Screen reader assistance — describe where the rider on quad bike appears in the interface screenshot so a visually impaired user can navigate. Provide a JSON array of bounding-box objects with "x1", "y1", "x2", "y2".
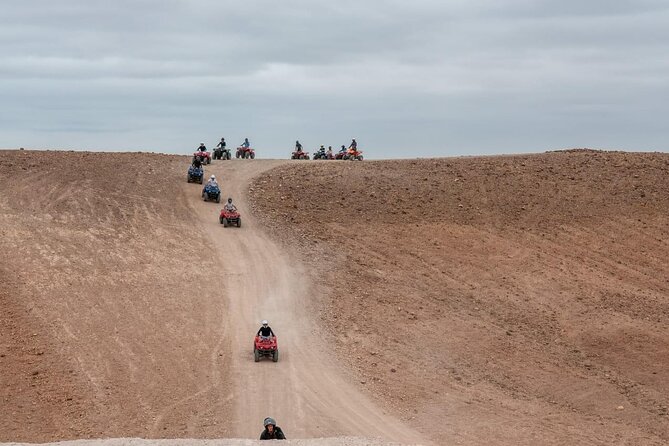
[
  {"x1": 257, "y1": 320, "x2": 274, "y2": 338},
  {"x1": 205, "y1": 175, "x2": 218, "y2": 189},
  {"x1": 216, "y1": 138, "x2": 226, "y2": 150},
  {"x1": 260, "y1": 417, "x2": 286, "y2": 440},
  {"x1": 223, "y1": 197, "x2": 237, "y2": 212},
  {"x1": 295, "y1": 140, "x2": 302, "y2": 152},
  {"x1": 197, "y1": 142, "x2": 207, "y2": 152}
]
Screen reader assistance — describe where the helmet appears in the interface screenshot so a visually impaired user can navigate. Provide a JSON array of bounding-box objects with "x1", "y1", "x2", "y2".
[
  {"x1": 221, "y1": 137, "x2": 225, "y2": 141},
  {"x1": 227, "y1": 197, "x2": 232, "y2": 203},
  {"x1": 210, "y1": 175, "x2": 215, "y2": 180},
  {"x1": 264, "y1": 417, "x2": 276, "y2": 427},
  {"x1": 261, "y1": 319, "x2": 268, "y2": 326},
  {"x1": 200, "y1": 142, "x2": 205, "y2": 145}
]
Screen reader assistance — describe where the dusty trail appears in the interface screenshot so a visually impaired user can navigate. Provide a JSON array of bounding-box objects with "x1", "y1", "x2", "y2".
[{"x1": 186, "y1": 160, "x2": 427, "y2": 444}]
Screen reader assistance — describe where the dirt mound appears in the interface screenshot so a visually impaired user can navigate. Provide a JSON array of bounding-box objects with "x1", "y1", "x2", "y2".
[
  {"x1": 0, "y1": 151, "x2": 233, "y2": 441},
  {"x1": 249, "y1": 151, "x2": 669, "y2": 445}
]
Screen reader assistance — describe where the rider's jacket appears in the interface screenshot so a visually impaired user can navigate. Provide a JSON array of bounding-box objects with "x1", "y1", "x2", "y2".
[{"x1": 257, "y1": 326, "x2": 275, "y2": 337}]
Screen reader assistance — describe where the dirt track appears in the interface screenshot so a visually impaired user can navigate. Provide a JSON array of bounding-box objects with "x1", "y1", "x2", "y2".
[{"x1": 186, "y1": 160, "x2": 426, "y2": 443}]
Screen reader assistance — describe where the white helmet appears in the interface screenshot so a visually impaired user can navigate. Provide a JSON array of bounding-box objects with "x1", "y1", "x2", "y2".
[
  {"x1": 261, "y1": 320, "x2": 268, "y2": 326},
  {"x1": 210, "y1": 175, "x2": 215, "y2": 180}
]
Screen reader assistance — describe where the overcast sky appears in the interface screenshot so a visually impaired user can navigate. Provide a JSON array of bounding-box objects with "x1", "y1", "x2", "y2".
[{"x1": 1, "y1": 0, "x2": 668, "y2": 158}]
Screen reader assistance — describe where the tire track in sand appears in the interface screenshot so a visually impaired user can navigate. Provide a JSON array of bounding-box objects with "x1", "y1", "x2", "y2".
[{"x1": 188, "y1": 160, "x2": 429, "y2": 444}]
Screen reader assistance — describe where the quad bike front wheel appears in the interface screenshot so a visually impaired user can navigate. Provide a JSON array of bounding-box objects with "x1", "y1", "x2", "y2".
[
  {"x1": 254, "y1": 349, "x2": 260, "y2": 362},
  {"x1": 237, "y1": 218, "x2": 241, "y2": 228},
  {"x1": 272, "y1": 350, "x2": 279, "y2": 362}
]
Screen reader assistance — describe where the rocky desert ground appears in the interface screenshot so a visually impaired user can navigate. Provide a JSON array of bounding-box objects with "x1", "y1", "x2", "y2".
[{"x1": 1, "y1": 149, "x2": 668, "y2": 446}]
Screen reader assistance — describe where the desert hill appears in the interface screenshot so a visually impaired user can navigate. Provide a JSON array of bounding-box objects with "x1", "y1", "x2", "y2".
[{"x1": 1, "y1": 149, "x2": 668, "y2": 445}]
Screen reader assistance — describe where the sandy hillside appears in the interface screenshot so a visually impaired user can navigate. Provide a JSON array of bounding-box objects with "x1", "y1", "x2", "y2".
[
  {"x1": 2, "y1": 149, "x2": 668, "y2": 446},
  {"x1": 249, "y1": 150, "x2": 669, "y2": 446},
  {"x1": 0, "y1": 150, "x2": 425, "y2": 446}
]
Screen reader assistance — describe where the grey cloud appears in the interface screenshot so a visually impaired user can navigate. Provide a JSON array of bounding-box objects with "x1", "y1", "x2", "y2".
[{"x1": 1, "y1": 1, "x2": 668, "y2": 155}]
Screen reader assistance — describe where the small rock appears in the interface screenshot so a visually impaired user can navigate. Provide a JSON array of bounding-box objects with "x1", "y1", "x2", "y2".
[
  {"x1": 391, "y1": 368, "x2": 397, "y2": 373},
  {"x1": 617, "y1": 406, "x2": 624, "y2": 410}
]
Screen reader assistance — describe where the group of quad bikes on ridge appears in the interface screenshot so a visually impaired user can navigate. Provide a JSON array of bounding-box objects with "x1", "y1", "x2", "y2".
[
  {"x1": 191, "y1": 138, "x2": 255, "y2": 166},
  {"x1": 291, "y1": 139, "x2": 363, "y2": 161}
]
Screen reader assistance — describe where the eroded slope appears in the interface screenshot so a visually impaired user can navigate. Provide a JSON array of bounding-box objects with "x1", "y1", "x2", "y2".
[
  {"x1": 249, "y1": 150, "x2": 669, "y2": 445},
  {"x1": 0, "y1": 151, "x2": 232, "y2": 441}
]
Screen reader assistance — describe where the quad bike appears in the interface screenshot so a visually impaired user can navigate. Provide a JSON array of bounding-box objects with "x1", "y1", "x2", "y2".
[
  {"x1": 291, "y1": 149, "x2": 310, "y2": 160},
  {"x1": 312, "y1": 149, "x2": 327, "y2": 160},
  {"x1": 254, "y1": 335, "x2": 278, "y2": 362},
  {"x1": 187, "y1": 165, "x2": 204, "y2": 184},
  {"x1": 345, "y1": 148, "x2": 364, "y2": 161},
  {"x1": 219, "y1": 208, "x2": 241, "y2": 227},
  {"x1": 236, "y1": 147, "x2": 256, "y2": 159},
  {"x1": 213, "y1": 147, "x2": 231, "y2": 160},
  {"x1": 334, "y1": 150, "x2": 347, "y2": 160},
  {"x1": 193, "y1": 150, "x2": 212, "y2": 164},
  {"x1": 202, "y1": 184, "x2": 221, "y2": 203}
]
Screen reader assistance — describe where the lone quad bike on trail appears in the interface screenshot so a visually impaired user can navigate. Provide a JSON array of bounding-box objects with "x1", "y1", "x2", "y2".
[
  {"x1": 193, "y1": 150, "x2": 212, "y2": 164},
  {"x1": 202, "y1": 184, "x2": 221, "y2": 203},
  {"x1": 291, "y1": 149, "x2": 310, "y2": 160},
  {"x1": 236, "y1": 146, "x2": 256, "y2": 159},
  {"x1": 254, "y1": 335, "x2": 278, "y2": 362},
  {"x1": 219, "y1": 208, "x2": 241, "y2": 227},
  {"x1": 187, "y1": 165, "x2": 204, "y2": 184},
  {"x1": 213, "y1": 147, "x2": 231, "y2": 160}
]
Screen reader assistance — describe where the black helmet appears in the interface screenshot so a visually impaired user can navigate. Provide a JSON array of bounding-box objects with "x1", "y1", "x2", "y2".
[
  {"x1": 221, "y1": 137, "x2": 225, "y2": 141},
  {"x1": 264, "y1": 417, "x2": 276, "y2": 427},
  {"x1": 227, "y1": 197, "x2": 232, "y2": 203}
]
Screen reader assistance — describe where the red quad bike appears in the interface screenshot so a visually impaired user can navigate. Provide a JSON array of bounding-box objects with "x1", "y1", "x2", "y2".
[
  {"x1": 345, "y1": 148, "x2": 364, "y2": 161},
  {"x1": 334, "y1": 150, "x2": 347, "y2": 160},
  {"x1": 236, "y1": 147, "x2": 256, "y2": 159},
  {"x1": 254, "y1": 335, "x2": 279, "y2": 362},
  {"x1": 193, "y1": 150, "x2": 212, "y2": 164},
  {"x1": 291, "y1": 150, "x2": 310, "y2": 160},
  {"x1": 219, "y1": 209, "x2": 241, "y2": 227}
]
